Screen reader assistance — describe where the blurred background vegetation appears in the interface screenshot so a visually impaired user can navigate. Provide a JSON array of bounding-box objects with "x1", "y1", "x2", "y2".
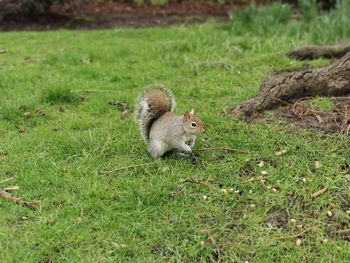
[
  {"x1": 0, "y1": 0, "x2": 348, "y2": 43},
  {"x1": 0, "y1": 0, "x2": 339, "y2": 16}
]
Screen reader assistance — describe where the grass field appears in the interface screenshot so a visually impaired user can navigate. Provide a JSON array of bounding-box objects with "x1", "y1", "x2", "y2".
[{"x1": 1, "y1": 6, "x2": 350, "y2": 262}]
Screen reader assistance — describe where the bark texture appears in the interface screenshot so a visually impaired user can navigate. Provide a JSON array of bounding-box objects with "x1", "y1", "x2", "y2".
[
  {"x1": 287, "y1": 40, "x2": 350, "y2": 60},
  {"x1": 231, "y1": 52, "x2": 350, "y2": 118}
]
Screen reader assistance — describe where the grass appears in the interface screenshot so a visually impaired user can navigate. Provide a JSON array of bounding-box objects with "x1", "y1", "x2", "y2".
[
  {"x1": 228, "y1": 1, "x2": 350, "y2": 44},
  {"x1": 311, "y1": 97, "x2": 336, "y2": 112},
  {"x1": 0, "y1": 10, "x2": 350, "y2": 263}
]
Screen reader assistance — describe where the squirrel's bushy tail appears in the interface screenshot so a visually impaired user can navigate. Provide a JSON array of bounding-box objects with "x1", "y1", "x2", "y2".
[{"x1": 135, "y1": 87, "x2": 176, "y2": 142}]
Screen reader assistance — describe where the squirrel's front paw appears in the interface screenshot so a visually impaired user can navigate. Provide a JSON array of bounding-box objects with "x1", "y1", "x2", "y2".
[{"x1": 177, "y1": 150, "x2": 192, "y2": 157}]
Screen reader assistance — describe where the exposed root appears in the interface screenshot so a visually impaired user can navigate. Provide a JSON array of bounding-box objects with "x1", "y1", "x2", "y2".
[
  {"x1": 287, "y1": 40, "x2": 350, "y2": 60},
  {"x1": 230, "y1": 52, "x2": 350, "y2": 118}
]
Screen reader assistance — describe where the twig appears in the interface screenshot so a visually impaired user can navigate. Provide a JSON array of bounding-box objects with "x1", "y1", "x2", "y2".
[
  {"x1": 194, "y1": 147, "x2": 247, "y2": 154},
  {"x1": 311, "y1": 187, "x2": 328, "y2": 198},
  {"x1": 0, "y1": 188, "x2": 38, "y2": 209},
  {"x1": 346, "y1": 124, "x2": 350, "y2": 135},
  {"x1": 331, "y1": 96, "x2": 350, "y2": 100},
  {"x1": 270, "y1": 225, "x2": 319, "y2": 242},
  {"x1": 3, "y1": 186, "x2": 19, "y2": 191},
  {"x1": 0, "y1": 177, "x2": 15, "y2": 184},
  {"x1": 100, "y1": 163, "x2": 152, "y2": 175}
]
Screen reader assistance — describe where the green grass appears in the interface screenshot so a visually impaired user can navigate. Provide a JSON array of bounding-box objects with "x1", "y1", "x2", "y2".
[
  {"x1": 0, "y1": 19, "x2": 350, "y2": 262},
  {"x1": 311, "y1": 97, "x2": 336, "y2": 112},
  {"x1": 229, "y1": 1, "x2": 350, "y2": 44}
]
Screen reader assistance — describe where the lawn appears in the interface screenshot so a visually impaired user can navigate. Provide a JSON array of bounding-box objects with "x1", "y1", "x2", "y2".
[{"x1": 0, "y1": 14, "x2": 350, "y2": 262}]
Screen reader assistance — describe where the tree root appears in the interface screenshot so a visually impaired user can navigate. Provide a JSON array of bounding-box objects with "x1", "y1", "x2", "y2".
[
  {"x1": 287, "y1": 40, "x2": 350, "y2": 60},
  {"x1": 230, "y1": 51, "x2": 350, "y2": 118}
]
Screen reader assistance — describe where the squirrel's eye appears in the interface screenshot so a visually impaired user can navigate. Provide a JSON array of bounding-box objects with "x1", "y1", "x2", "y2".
[{"x1": 191, "y1": 122, "x2": 197, "y2": 127}]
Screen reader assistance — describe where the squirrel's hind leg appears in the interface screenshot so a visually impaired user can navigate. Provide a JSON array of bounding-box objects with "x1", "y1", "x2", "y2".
[
  {"x1": 172, "y1": 141, "x2": 192, "y2": 154},
  {"x1": 148, "y1": 140, "x2": 168, "y2": 159}
]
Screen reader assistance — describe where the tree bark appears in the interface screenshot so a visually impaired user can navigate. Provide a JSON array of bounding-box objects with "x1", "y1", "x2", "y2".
[
  {"x1": 231, "y1": 52, "x2": 350, "y2": 118},
  {"x1": 287, "y1": 40, "x2": 350, "y2": 60}
]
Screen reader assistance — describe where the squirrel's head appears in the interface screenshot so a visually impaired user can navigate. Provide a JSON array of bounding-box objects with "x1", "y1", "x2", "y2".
[{"x1": 183, "y1": 109, "x2": 205, "y2": 135}]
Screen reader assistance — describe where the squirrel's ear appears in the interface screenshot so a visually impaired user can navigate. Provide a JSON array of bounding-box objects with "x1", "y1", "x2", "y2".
[
  {"x1": 183, "y1": 111, "x2": 190, "y2": 121},
  {"x1": 190, "y1": 108, "x2": 195, "y2": 115}
]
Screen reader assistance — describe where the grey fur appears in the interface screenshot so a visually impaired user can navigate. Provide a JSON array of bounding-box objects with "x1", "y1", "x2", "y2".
[{"x1": 135, "y1": 86, "x2": 176, "y2": 142}]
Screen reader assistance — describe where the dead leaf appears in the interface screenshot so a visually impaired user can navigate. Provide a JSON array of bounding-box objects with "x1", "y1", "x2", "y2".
[
  {"x1": 82, "y1": 56, "x2": 91, "y2": 64},
  {"x1": 275, "y1": 149, "x2": 287, "y2": 156},
  {"x1": 315, "y1": 161, "x2": 322, "y2": 169},
  {"x1": 258, "y1": 161, "x2": 265, "y2": 167},
  {"x1": 76, "y1": 217, "x2": 83, "y2": 224},
  {"x1": 111, "y1": 242, "x2": 127, "y2": 249},
  {"x1": 296, "y1": 239, "x2": 302, "y2": 246}
]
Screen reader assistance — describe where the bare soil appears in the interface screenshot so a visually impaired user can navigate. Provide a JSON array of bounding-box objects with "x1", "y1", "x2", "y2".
[
  {"x1": 0, "y1": 1, "x2": 244, "y2": 31},
  {"x1": 245, "y1": 96, "x2": 350, "y2": 135}
]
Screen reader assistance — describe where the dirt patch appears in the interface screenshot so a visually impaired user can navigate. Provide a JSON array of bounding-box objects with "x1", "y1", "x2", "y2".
[
  {"x1": 246, "y1": 96, "x2": 350, "y2": 135},
  {"x1": 326, "y1": 213, "x2": 350, "y2": 242},
  {"x1": 0, "y1": 1, "x2": 243, "y2": 31},
  {"x1": 265, "y1": 208, "x2": 290, "y2": 229}
]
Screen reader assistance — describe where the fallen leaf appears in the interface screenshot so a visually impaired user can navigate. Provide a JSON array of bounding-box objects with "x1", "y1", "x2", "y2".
[
  {"x1": 221, "y1": 189, "x2": 228, "y2": 194},
  {"x1": 76, "y1": 217, "x2": 83, "y2": 224},
  {"x1": 111, "y1": 242, "x2": 127, "y2": 249},
  {"x1": 275, "y1": 149, "x2": 287, "y2": 156},
  {"x1": 315, "y1": 161, "x2": 322, "y2": 169},
  {"x1": 258, "y1": 160, "x2": 265, "y2": 167},
  {"x1": 81, "y1": 56, "x2": 91, "y2": 64},
  {"x1": 296, "y1": 239, "x2": 302, "y2": 246}
]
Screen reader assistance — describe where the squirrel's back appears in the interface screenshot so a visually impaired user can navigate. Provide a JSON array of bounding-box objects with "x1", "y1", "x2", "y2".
[{"x1": 135, "y1": 87, "x2": 176, "y2": 142}]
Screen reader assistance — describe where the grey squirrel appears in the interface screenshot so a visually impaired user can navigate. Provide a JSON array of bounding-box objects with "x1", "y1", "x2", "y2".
[{"x1": 135, "y1": 87, "x2": 205, "y2": 159}]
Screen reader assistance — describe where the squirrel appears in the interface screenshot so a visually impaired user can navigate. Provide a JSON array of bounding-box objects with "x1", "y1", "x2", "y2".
[{"x1": 135, "y1": 87, "x2": 205, "y2": 159}]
